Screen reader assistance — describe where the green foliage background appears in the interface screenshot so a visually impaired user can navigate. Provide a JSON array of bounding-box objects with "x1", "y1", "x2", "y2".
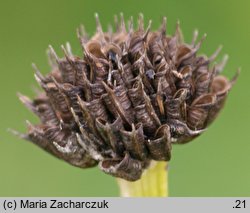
[{"x1": 0, "y1": 0, "x2": 249, "y2": 196}]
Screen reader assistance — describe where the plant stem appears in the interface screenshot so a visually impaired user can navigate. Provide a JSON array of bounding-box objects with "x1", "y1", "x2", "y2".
[{"x1": 117, "y1": 161, "x2": 168, "y2": 197}]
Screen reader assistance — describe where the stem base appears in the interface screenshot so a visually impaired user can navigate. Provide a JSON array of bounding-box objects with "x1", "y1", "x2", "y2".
[{"x1": 117, "y1": 161, "x2": 168, "y2": 197}]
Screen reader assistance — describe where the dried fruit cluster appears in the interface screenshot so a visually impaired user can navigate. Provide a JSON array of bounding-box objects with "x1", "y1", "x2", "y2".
[{"x1": 19, "y1": 14, "x2": 237, "y2": 181}]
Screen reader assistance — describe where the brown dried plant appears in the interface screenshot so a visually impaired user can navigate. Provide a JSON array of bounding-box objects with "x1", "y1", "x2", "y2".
[{"x1": 17, "y1": 14, "x2": 238, "y2": 181}]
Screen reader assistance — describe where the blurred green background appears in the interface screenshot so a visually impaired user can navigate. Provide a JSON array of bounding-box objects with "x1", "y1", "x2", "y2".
[{"x1": 0, "y1": 0, "x2": 249, "y2": 196}]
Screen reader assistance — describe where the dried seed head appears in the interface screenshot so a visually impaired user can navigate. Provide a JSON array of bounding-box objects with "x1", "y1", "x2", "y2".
[{"x1": 18, "y1": 14, "x2": 238, "y2": 181}]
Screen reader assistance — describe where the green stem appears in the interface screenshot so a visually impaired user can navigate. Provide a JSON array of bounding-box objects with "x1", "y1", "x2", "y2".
[{"x1": 117, "y1": 161, "x2": 168, "y2": 197}]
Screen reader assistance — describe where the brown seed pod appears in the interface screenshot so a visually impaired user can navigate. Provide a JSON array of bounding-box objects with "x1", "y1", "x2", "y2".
[{"x1": 17, "y1": 14, "x2": 238, "y2": 181}]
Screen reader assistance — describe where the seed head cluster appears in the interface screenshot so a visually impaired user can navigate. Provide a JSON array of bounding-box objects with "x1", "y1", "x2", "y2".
[{"x1": 18, "y1": 14, "x2": 237, "y2": 181}]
